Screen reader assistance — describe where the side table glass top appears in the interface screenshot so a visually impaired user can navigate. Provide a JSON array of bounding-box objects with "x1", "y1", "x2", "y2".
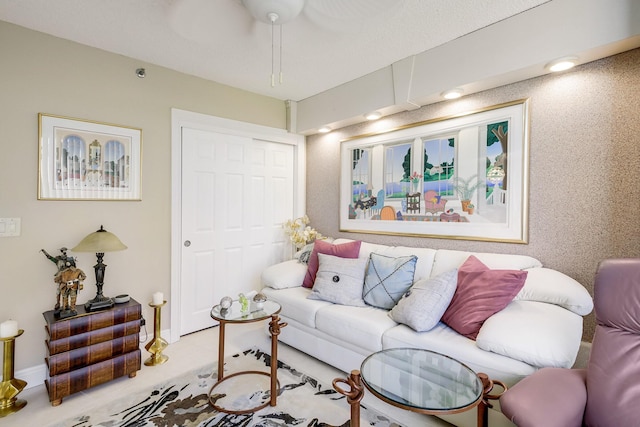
[
  {"x1": 360, "y1": 348, "x2": 483, "y2": 413},
  {"x1": 210, "y1": 300, "x2": 281, "y2": 322}
]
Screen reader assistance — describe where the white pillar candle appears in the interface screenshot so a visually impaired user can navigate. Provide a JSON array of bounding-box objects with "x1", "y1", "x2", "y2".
[
  {"x1": 0, "y1": 319, "x2": 18, "y2": 338},
  {"x1": 152, "y1": 292, "x2": 164, "y2": 305}
]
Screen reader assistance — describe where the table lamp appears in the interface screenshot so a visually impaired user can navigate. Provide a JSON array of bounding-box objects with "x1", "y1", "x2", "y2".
[{"x1": 72, "y1": 225, "x2": 127, "y2": 312}]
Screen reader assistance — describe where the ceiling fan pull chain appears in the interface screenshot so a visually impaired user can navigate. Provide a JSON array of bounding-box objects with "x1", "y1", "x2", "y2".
[
  {"x1": 271, "y1": 18, "x2": 276, "y2": 87},
  {"x1": 279, "y1": 24, "x2": 283, "y2": 85}
]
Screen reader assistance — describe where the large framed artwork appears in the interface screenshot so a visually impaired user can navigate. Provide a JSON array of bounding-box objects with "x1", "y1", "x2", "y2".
[
  {"x1": 38, "y1": 114, "x2": 142, "y2": 200},
  {"x1": 340, "y1": 99, "x2": 530, "y2": 243}
]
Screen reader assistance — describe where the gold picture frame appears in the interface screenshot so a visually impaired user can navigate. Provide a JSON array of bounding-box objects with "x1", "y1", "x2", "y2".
[{"x1": 340, "y1": 99, "x2": 530, "y2": 243}]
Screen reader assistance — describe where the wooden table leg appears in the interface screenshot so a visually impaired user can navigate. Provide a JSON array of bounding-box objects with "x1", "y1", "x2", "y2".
[
  {"x1": 333, "y1": 370, "x2": 365, "y2": 427},
  {"x1": 217, "y1": 321, "x2": 226, "y2": 381},
  {"x1": 268, "y1": 315, "x2": 287, "y2": 406},
  {"x1": 477, "y1": 373, "x2": 508, "y2": 427}
]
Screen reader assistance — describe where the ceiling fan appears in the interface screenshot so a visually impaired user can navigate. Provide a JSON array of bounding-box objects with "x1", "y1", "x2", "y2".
[{"x1": 239, "y1": 0, "x2": 403, "y2": 86}]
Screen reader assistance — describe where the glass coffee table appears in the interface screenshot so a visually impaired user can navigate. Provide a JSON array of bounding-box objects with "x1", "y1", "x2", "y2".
[
  {"x1": 333, "y1": 348, "x2": 506, "y2": 427},
  {"x1": 209, "y1": 299, "x2": 286, "y2": 414}
]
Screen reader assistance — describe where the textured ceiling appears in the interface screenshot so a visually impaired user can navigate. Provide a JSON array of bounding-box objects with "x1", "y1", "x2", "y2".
[{"x1": 0, "y1": 0, "x2": 551, "y2": 101}]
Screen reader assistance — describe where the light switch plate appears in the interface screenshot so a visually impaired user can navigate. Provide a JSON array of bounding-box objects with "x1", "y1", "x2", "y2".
[{"x1": 0, "y1": 218, "x2": 21, "y2": 237}]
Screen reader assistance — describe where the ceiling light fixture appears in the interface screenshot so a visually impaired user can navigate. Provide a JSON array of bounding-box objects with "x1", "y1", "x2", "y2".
[
  {"x1": 441, "y1": 88, "x2": 464, "y2": 100},
  {"x1": 318, "y1": 126, "x2": 331, "y2": 133},
  {"x1": 364, "y1": 111, "x2": 382, "y2": 121},
  {"x1": 242, "y1": 0, "x2": 305, "y2": 87},
  {"x1": 546, "y1": 56, "x2": 578, "y2": 72}
]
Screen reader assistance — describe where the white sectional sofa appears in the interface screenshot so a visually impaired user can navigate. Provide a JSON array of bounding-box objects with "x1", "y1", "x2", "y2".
[{"x1": 260, "y1": 238, "x2": 593, "y2": 425}]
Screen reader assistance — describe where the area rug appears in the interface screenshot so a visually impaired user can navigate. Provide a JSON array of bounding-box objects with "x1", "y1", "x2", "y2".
[{"x1": 51, "y1": 347, "x2": 404, "y2": 427}]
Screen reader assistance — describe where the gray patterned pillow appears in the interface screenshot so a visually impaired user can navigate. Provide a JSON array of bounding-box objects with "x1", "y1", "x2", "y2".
[
  {"x1": 296, "y1": 242, "x2": 315, "y2": 264},
  {"x1": 389, "y1": 269, "x2": 458, "y2": 332},
  {"x1": 363, "y1": 252, "x2": 417, "y2": 309},
  {"x1": 307, "y1": 253, "x2": 367, "y2": 307}
]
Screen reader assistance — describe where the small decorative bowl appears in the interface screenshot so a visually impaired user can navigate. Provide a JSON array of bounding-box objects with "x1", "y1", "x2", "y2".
[
  {"x1": 220, "y1": 296, "x2": 233, "y2": 309},
  {"x1": 253, "y1": 292, "x2": 267, "y2": 309}
]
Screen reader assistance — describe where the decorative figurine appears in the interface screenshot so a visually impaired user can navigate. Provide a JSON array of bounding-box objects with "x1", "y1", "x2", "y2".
[
  {"x1": 41, "y1": 247, "x2": 76, "y2": 273},
  {"x1": 42, "y1": 247, "x2": 84, "y2": 317},
  {"x1": 53, "y1": 266, "x2": 86, "y2": 318},
  {"x1": 238, "y1": 293, "x2": 249, "y2": 312}
]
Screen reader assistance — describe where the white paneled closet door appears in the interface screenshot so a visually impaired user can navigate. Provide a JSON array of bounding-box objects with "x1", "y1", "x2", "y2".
[{"x1": 180, "y1": 127, "x2": 294, "y2": 335}]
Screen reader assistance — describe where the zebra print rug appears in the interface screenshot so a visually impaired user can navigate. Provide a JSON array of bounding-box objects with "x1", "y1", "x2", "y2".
[{"x1": 51, "y1": 347, "x2": 404, "y2": 427}]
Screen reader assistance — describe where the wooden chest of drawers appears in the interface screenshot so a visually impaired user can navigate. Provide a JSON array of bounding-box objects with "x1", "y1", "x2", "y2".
[{"x1": 43, "y1": 299, "x2": 142, "y2": 406}]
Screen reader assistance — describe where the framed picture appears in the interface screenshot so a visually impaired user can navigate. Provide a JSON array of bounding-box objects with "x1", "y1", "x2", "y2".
[
  {"x1": 340, "y1": 99, "x2": 530, "y2": 243},
  {"x1": 38, "y1": 114, "x2": 142, "y2": 200}
]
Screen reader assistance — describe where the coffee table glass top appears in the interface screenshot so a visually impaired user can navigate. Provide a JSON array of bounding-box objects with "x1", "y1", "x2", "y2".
[
  {"x1": 360, "y1": 348, "x2": 483, "y2": 413},
  {"x1": 210, "y1": 300, "x2": 281, "y2": 322}
]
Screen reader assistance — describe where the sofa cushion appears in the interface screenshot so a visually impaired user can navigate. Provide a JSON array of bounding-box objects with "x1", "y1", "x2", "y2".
[
  {"x1": 307, "y1": 254, "x2": 367, "y2": 307},
  {"x1": 316, "y1": 304, "x2": 396, "y2": 353},
  {"x1": 382, "y1": 323, "x2": 536, "y2": 387},
  {"x1": 388, "y1": 269, "x2": 458, "y2": 332},
  {"x1": 442, "y1": 255, "x2": 527, "y2": 340},
  {"x1": 261, "y1": 286, "x2": 330, "y2": 328},
  {"x1": 334, "y1": 239, "x2": 387, "y2": 259},
  {"x1": 431, "y1": 249, "x2": 542, "y2": 278},
  {"x1": 262, "y1": 259, "x2": 307, "y2": 289},
  {"x1": 303, "y1": 239, "x2": 362, "y2": 288},
  {"x1": 363, "y1": 253, "x2": 417, "y2": 309},
  {"x1": 476, "y1": 300, "x2": 583, "y2": 368},
  {"x1": 333, "y1": 239, "x2": 437, "y2": 282},
  {"x1": 515, "y1": 268, "x2": 593, "y2": 315}
]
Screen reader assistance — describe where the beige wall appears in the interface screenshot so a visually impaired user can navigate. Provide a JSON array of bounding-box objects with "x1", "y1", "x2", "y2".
[
  {"x1": 306, "y1": 48, "x2": 640, "y2": 342},
  {"x1": 0, "y1": 21, "x2": 285, "y2": 371}
]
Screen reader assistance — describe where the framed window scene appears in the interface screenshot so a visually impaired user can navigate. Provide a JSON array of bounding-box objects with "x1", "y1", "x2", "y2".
[
  {"x1": 38, "y1": 114, "x2": 142, "y2": 201},
  {"x1": 340, "y1": 99, "x2": 530, "y2": 243}
]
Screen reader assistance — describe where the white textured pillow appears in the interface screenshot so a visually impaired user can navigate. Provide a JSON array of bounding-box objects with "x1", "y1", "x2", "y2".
[
  {"x1": 307, "y1": 253, "x2": 367, "y2": 306},
  {"x1": 514, "y1": 268, "x2": 593, "y2": 315},
  {"x1": 388, "y1": 269, "x2": 458, "y2": 332},
  {"x1": 476, "y1": 300, "x2": 583, "y2": 368},
  {"x1": 261, "y1": 260, "x2": 307, "y2": 289}
]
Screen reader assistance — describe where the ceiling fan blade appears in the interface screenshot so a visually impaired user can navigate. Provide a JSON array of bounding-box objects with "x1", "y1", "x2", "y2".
[
  {"x1": 168, "y1": 0, "x2": 254, "y2": 44},
  {"x1": 303, "y1": 0, "x2": 405, "y2": 33}
]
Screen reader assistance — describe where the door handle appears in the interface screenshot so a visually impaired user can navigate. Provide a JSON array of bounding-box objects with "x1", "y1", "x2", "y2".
[{"x1": 184, "y1": 240, "x2": 191, "y2": 247}]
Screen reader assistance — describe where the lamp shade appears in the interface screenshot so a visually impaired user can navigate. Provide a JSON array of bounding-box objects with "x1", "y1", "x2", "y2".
[{"x1": 72, "y1": 225, "x2": 127, "y2": 253}]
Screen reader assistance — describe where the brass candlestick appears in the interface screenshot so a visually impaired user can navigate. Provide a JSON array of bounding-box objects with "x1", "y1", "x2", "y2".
[
  {"x1": 0, "y1": 330, "x2": 27, "y2": 417},
  {"x1": 144, "y1": 301, "x2": 169, "y2": 366}
]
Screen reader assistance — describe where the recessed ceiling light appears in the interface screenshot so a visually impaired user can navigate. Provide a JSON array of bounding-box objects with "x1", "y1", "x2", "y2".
[
  {"x1": 546, "y1": 56, "x2": 578, "y2": 72},
  {"x1": 441, "y1": 88, "x2": 463, "y2": 100},
  {"x1": 318, "y1": 126, "x2": 331, "y2": 133},
  {"x1": 364, "y1": 111, "x2": 381, "y2": 121}
]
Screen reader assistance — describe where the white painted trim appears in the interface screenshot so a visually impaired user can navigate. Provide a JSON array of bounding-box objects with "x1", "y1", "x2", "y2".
[{"x1": 170, "y1": 109, "x2": 305, "y2": 343}]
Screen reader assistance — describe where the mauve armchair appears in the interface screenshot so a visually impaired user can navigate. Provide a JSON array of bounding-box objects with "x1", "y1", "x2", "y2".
[{"x1": 500, "y1": 258, "x2": 640, "y2": 427}]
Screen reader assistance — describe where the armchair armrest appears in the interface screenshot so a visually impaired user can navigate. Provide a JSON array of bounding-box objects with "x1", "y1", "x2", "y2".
[{"x1": 500, "y1": 367, "x2": 587, "y2": 427}]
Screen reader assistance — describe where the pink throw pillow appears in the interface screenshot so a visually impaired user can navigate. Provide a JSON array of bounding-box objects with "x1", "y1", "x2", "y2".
[
  {"x1": 302, "y1": 240, "x2": 362, "y2": 288},
  {"x1": 442, "y1": 255, "x2": 527, "y2": 340}
]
